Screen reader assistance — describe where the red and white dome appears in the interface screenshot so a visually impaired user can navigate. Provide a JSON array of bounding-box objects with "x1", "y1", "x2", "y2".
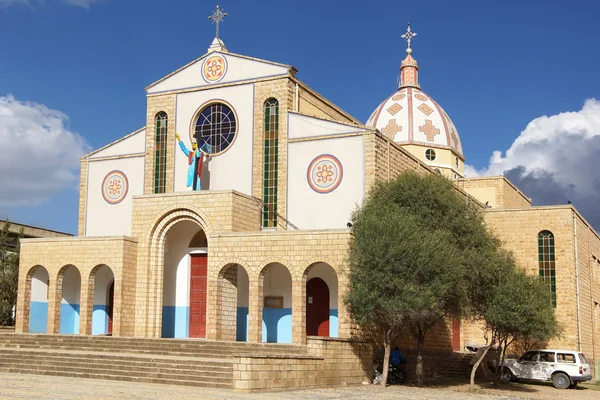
[
  {"x1": 366, "y1": 87, "x2": 463, "y2": 157},
  {"x1": 366, "y1": 29, "x2": 464, "y2": 159}
]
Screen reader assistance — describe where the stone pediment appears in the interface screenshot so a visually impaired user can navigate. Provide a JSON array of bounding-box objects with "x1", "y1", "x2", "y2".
[{"x1": 146, "y1": 51, "x2": 294, "y2": 95}]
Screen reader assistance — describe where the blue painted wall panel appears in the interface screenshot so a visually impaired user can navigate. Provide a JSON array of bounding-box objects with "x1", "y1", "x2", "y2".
[
  {"x1": 236, "y1": 307, "x2": 249, "y2": 341},
  {"x1": 59, "y1": 304, "x2": 80, "y2": 334},
  {"x1": 29, "y1": 301, "x2": 48, "y2": 333},
  {"x1": 330, "y1": 309, "x2": 338, "y2": 337},
  {"x1": 92, "y1": 305, "x2": 108, "y2": 335},
  {"x1": 262, "y1": 308, "x2": 292, "y2": 343},
  {"x1": 161, "y1": 306, "x2": 189, "y2": 338}
]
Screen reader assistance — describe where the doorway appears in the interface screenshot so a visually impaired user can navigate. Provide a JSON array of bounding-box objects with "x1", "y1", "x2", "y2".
[
  {"x1": 189, "y1": 254, "x2": 208, "y2": 338},
  {"x1": 306, "y1": 277, "x2": 329, "y2": 336}
]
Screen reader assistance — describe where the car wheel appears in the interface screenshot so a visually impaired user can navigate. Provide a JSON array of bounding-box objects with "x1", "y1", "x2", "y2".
[
  {"x1": 500, "y1": 368, "x2": 513, "y2": 383},
  {"x1": 552, "y1": 372, "x2": 571, "y2": 389}
]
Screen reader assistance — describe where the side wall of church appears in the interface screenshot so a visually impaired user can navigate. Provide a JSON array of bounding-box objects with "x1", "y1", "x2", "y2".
[
  {"x1": 296, "y1": 83, "x2": 357, "y2": 124},
  {"x1": 480, "y1": 206, "x2": 600, "y2": 376},
  {"x1": 459, "y1": 177, "x2": 531, "y2": 209}
]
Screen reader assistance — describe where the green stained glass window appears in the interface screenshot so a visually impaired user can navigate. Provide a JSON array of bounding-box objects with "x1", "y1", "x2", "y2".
[
  {"x1": 263, "y1": 99, "x2": 279, "y2": 228},
  {"x1": 538, "y1": 230, "x2": 557, "y2": 307},
  {"x1": 154, "y1": 112, "x2": 168, "y2": 194}
]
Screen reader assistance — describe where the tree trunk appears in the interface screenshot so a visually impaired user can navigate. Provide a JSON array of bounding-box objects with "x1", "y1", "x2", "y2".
[
  {"x1": 415, "y1": 330, "x2": 425, "y2": 386},
  {"x1": 381, "y1": 332, "x2": 392, "y2": 386},
  {"x1": 493, "y1": 338, "x2": 506, "y2": 384},
  {"x1": 469, "y1": 345, "x2": 490, "y2": 389}
]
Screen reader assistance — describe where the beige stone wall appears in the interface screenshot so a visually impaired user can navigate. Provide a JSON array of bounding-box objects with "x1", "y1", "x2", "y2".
[
  {"x1": 296, "y1": 82, "x2": 358, "y2": 124},
  {"x1": 232, "y1": 337, "x2": 372, "y2": 392},
  {"x1": 145, "y1": 94, "x2": 176, "y2": 195},
  {"x1": 208, "y1": 229, "x2": 352, "y2": 343},
  {"x1": 476, "y1": 206, "x2": 600, "y2": 377},
  {"x1": 77, "y1": 159, "x2": 89, "y2": 236},
  {"x1": 16, "y1": 236, "x2": 137, "y2": 336},
  {"x1": 252, "y1": 78, "x2": 294, "y2": 228},
  {"x1": 458, "y1": 177, "x2": 531, "y2": 209}
]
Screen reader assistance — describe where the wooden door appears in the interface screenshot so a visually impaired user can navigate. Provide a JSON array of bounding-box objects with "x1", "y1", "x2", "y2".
[
  {"x1": 452, "y1": 317, "x2": 461, "y2": 351},
  {"x1": 107, "y1": 281, "x2": 114, "y2": 335},
  {"x1": 306, "y1": 278, "x2": 330, "y2": 337},
  {"x1": 189, "y1": 254, "x2": 208, "y2": 338}
]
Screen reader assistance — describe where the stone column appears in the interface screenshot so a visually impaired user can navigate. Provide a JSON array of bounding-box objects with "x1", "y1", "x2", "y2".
[
  {"x1": 206, "y1": 277, "x2": 219, "y2": 340},
  {"x1": 292, "y1": 279, "x2": 306, "y2": 344},
  {"x1": 47, "y1": 279, "x2": 62, "y2": 334},
  {"x1": 15, "y1": 270, "x2": 31, "y2": 333},
  {"x1": 247, "y1": 279, "x2": 263, "y2": 343},
  {"x1": 78, "y1": 279, "x2": 93, "y2": 335}
]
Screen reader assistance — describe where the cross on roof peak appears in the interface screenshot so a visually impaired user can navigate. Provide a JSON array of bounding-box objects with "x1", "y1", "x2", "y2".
[
  {"x1": 208, "y1": 5, "x2": 228, "y2": 39},
  {"x1": 401, "y1": 22, "x2": 417, "y2": 52}
]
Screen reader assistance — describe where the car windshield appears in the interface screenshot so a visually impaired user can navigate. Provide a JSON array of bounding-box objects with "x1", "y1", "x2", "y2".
[{"x1": 579, "y1": 353, "x2": 588, "y2": 364}]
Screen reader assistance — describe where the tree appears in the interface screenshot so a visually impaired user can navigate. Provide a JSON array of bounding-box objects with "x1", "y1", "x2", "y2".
[
  {"x1": 0, "y1": 219, "x2": 21, "y2": 326},
  {"x1": 468, "y1": 257, "x2": 560, "y2": 388},
  {"x1": 345, "y1": 171, "x2": 498, "y2": 385}
]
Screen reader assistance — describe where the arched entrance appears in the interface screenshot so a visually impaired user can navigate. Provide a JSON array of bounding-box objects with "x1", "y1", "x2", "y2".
[
  {"x1": 305, "y1": 262, "x2": 338, "y2": 337},
  {"x1": 161, "y1": 220, "x2": 207, "y2": 338},
  {"x1": 306, "y1": 278, "x2": 329, "y2": 336},
  {"x1": 90, "y1": 265, "x2": 115, "y2": 335},
  {"x1": 260, "y1": 263, "x2": 292, "y2": 343},
  {"x1": 217, "y1": 264, "x2": 249, "y2": 341},
  {"x1": 28, "y1": 266, "x2": 49, "y2": 333},
  {"x1": 58, "y1": 265, "x2": 81, "y2": 334}
]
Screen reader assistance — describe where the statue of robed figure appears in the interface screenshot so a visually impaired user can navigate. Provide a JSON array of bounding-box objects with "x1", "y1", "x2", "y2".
[{"x1": 175, "y1": 133, "x2": 211, "y2": 190}]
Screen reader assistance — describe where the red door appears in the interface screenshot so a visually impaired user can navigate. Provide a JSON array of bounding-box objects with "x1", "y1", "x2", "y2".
[
  {"x1": 306, "y1": 278, "x2": 330, "y2": 336},
  {"x1": 452, "y1": 317, "x2": 461, "y2": 351},
  {"x1": 189, "y1": 254, "x2": 208, "y2": 338},
  {"x1": 107, "y1": 281, "x2": 114, "y2": 335}
]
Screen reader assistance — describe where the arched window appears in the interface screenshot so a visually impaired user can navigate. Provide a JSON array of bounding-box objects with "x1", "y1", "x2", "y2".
[
  {"x1": 263, "y1": 99, "x2": 279, "y2": 228},
  {"x1": 538, "y1": 230, "x2": 556, "y2": 307},
  {"x1": 154, "y1": 112, "x2": 168, "y2": 194}
]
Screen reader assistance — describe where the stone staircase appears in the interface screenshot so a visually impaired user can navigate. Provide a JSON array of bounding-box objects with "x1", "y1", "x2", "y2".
[{"x1": 0, "y1": 333, "x2": 310, "y2": 389}]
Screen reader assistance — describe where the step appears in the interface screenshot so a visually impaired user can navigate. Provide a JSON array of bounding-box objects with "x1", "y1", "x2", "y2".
[{"x1": 0, "y1": 367, "x2": 233, "y2": 389}]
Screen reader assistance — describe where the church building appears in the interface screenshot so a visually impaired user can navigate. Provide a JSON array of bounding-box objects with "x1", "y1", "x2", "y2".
[{"x1": 13, "y1": 14, "x2": 600, "y2": 388}]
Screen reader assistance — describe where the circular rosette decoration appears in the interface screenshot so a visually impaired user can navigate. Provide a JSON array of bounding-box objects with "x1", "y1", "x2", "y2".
[
  {"x1": 307, "y1": 154, "x2": 343, "y2": 194},
  {"x1": 202, "y1": 54, "x2": 227, "y2": 83},
  {"x1": 101, "y1": 170, "x2": 129, "y2": 205}
]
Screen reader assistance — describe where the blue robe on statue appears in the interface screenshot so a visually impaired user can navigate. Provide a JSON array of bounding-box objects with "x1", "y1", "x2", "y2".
[{"x1": 178, "y1": 141, "x2": 210, "y2": 190}]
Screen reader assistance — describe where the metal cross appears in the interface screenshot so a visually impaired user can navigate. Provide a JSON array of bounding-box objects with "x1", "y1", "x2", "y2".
[
  {"x1": 401, "y1": 23, "x2": 417, "y2": 49},
  {"x1": 208, "y1": 5, "x2": 228, "y2": 39}
]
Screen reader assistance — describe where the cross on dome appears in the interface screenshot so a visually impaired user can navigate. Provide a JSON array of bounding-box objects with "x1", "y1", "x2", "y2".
[
  {"x1": 401, "y1": 23, "x2": 417, "y2": 53},
  {"x1": 208, "y1": 5, "x2": 228, "y2": 39}
]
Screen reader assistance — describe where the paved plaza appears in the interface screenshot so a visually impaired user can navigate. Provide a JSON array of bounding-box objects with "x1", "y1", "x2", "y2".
[{"x1": 1, "y1": 372, "x2": 598, "y2": 400}]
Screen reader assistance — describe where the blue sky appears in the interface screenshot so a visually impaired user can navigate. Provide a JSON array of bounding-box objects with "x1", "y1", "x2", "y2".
[{"x1": 1, "y1": 0, "x2": 599, "y2": 234}]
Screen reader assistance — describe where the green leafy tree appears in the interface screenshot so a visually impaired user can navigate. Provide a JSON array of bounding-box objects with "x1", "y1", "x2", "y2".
[
  {"x1": 468, "y1": 257, "x2": 560, "y2": 388},
  {"x1": 0, "y1": 219, "x2": 21, "y2": 326},
  {"x1": 345, "y1": 171, "x2": 498, "y2": 385}
]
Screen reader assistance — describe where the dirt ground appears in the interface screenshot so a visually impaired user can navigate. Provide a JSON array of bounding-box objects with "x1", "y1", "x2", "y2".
[{"x1": 0, "y1": 373, "x2": 598, "y2": 400}]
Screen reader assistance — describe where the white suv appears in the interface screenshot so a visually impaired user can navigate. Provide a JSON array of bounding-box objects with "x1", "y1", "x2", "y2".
[{"x1": 499, "y1": 349, "x2": 592, "y2": 389}]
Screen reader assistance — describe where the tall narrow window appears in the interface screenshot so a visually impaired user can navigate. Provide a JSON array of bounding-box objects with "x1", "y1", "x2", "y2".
[
  {"x1": 538, "y1": 230, "x2": 556, "y2": 307},
  {"x1": 154, "y1": 112, "x2": 168, "y2": 194},
  {"x1": 263, "y1": 99, "x2": 279, "y2": 228}
]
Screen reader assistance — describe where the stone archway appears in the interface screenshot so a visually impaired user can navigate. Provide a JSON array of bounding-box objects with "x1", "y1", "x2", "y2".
[
  {"x1": 303, "y1": 262, "x2": 339, "y2": 338},
  {"x1": 56, "y1": 265, "x2": 81, "y2": 335},
  {"x1": 25, "y1": 265, "x2": 49, "y2": 333},
  {"x1": 259, "y1": 262, "x2": 293, "y2": 343},
  {"x1": 87, "y1": 265, "x2": 115, "y2": 335}
]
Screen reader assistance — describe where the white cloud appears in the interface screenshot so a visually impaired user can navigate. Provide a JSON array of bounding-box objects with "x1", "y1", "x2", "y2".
[
  {"x1": 0, "y1": 95, "x2": 90, "y2": 207},
  {"x1": 467, "y1": 98, "x2": 600, "y2": 228},
  {"x1": 0, "y1": 0, "x2": 101, "y2": 8},
  {"x1": 61, "y1": 0, "x2": 100, "y2": 9}
]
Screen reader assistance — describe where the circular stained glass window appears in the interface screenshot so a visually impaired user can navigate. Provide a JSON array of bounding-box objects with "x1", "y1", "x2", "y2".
[
  {"x1": 193, "y1": 102, "x2": 237, "y2": 155},
  {"x1": 425, "y1": 148, "x2": 437, "y2": 161}
]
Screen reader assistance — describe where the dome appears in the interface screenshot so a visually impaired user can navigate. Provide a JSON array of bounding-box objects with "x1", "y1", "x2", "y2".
[
  {"x1": 366, "y1": 87, "x2": 463, "y2": 157},
  {"x1": 366, "y1": 24, "x2": 464, "y2": 159}
]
